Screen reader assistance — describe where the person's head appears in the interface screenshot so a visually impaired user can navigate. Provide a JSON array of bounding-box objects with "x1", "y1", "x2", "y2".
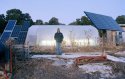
[{"x1": 57, "y1": 28, "x2": 60, "y2": 33}]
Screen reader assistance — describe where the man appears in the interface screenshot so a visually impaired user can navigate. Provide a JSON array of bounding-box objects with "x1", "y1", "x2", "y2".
[{"x1": 54, "y1": 28, "x2": 64, "y2": 55}]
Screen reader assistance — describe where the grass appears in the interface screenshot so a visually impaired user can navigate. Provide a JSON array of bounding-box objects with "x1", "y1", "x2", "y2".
[{"x1": 29, "y1": 44, "x2": 125, "y2": 55}]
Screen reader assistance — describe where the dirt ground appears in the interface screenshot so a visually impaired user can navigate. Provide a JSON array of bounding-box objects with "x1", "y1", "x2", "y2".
[{"x1": 14, "y1": 58, "x2": 125, "y2": 79}]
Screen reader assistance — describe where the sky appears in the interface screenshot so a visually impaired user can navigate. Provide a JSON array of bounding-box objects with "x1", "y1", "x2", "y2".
[{"x1": 0, "y1": 0, "x2": 125, "y2": 24}]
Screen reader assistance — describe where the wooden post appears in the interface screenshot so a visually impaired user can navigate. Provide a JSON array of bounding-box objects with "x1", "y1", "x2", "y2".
[
  {"x1": 112, "y1": 31, "x2": 116, "y2": 46},
  {"x1": 102, "y1": 30, "x2": 106, "y2": 56}
]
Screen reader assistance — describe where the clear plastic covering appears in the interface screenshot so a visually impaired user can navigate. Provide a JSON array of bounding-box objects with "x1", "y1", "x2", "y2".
[{"x1": 26, "y1": 25, "x2": 99, "y2": 47}]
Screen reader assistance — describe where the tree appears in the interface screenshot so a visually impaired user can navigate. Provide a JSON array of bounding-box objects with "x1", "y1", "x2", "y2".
[
  {"x1": 6, "y1": 9, "x2": 22, "y2": 24},
  {"x1": 69, "y1": 19, "x2": 81, "y2": 25},
  {"x1": 69, "y1": 21, "x2": 76, "y2": 25},
  {"x1": 116, "y1": 15, "x2": 125, "y2": 24},
  {"x1": 48, "y1": 17, "x2": 59, "y2": 25},
  {"x1": 44, "y1": 22, "x2": 49, "y2": 25},
  {"x1": 76, "y1": 19, "x2": 81, "y2": 25},
  {"x1": 35, "y1": 19, "x2": 43, "y2": 25},
  {"x1": 0, "y1": 14, "x2": 6, "y2": 33},
  {"x1": 22, "y1": 13, "x2": 34, "y2": 25},
  {"x1": 6, "y1": 9, "x2": 33, "y2": 25},
  {"x1": 69, "y1": 16, "x2": 92, "y2": 25},
  {"x1": 81, "y1": 16, "x2": 91, "y2": 25}
]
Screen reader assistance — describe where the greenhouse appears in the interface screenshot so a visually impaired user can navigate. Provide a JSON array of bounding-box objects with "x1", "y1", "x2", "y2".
[{"x1": 26, "y1": 25, "x2": 99, "y2": 47}]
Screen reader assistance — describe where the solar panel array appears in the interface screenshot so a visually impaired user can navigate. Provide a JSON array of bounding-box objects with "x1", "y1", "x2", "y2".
[
  {"x1": 0, "y1": 20, "x2": 30, "y2": 45},
  {"x1": 11, "y1": 25, "x2": 22, "y2": 38},
  {"x1": 17, "y1": 32, "x2": 28, "y2": 44},
  {"x1": 0, "y1": 20, "x2": 17, "y2": 43},
  {"x1": 21, "y1": 21, "x2": 30, "y2": 31},
  {"x1": 17, "y1": 21, "x2": 30, "y2": 44},
  {"x1": 4, "y1": 20, "x2": 17, "y2": 30},
  {"x1": 0, "y1": 32, "x2": 11, "y2": 43},
  {"x1": 84, "y1": 11, "x2": 123, "y2": 31}
]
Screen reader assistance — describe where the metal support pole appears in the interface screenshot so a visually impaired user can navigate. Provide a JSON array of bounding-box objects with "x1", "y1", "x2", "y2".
[{"x1": 9, "y1": 46, "x2": 13, "y2": 73}]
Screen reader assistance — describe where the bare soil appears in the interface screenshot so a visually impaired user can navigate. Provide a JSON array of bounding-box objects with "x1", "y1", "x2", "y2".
[{"x1": 14, "y1": 58, "x2": 125, "y2": 79}]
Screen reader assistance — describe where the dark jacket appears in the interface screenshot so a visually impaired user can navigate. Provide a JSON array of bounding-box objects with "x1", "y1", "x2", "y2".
[{"x1": 54, "y1": 32, "x2": 64, "y2": 43}]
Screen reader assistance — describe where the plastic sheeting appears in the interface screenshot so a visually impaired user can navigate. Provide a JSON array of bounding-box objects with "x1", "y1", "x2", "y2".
[{"x1": 26, "y1": 25, "x2": 99, "y2": 47}]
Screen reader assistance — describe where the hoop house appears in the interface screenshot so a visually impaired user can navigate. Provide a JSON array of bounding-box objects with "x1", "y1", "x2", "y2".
[{"x1": 26, "y1": 25, "x2": 99, "y2": 47}]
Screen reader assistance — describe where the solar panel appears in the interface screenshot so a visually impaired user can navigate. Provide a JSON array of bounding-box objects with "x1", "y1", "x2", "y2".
[
  {"x1": 17, "y1": 32, "x2": 27, "y2": 44},
  {"x1": 11, "y1": 25, "x2": 21, "y2": 37},
  {"x1": 21, "y1": 21, "x2": 30, "y2": 31},
  {"x1": 4, "y1": 20, "x2": 17, "y2": 30},
  {"x1": 0, "y1": 20, "x2": 17, "y2": 44},
  {"x1": 0, "y1": 32, "x2": 11, "y2": 43},
  {"x1": 16, "y1": 21, "x2": 30, "y2": 44},
  {"x1": 84, "y1": 11, "x2": 123, "y2": 31}
]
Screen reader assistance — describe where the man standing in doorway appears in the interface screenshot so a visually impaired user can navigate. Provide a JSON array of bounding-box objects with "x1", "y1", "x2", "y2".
[{"x1": 54, "y1": 28, "x2": 64, "y2": 55}]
